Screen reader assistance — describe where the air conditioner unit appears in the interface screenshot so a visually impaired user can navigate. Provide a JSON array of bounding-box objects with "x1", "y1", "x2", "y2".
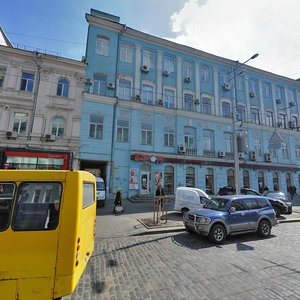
[
  {"x1": 249, "y1": 91, "x2": 256, "y2": 98},
  {"x1": 107, "y1": 82, "x2": 115, "y2": 89},
  {"x1": 3, "y1": 105, "x2": 10, "y2": 110},
  {"x1": 157, "y1": 99, "x2": 163, "y2": 106},
  {"x1": 6, "y1": 131, "x2": 17, "y2": 139},
  {"x1": 178, "y1": 145, "x2": 186, "y2": 154},
  {"x1": 141, "y1": 65, "x2": 149, "y2": 73},
  {"x1": 184, "y1": 77, "x2": 191, "y2": 83},
  {"x1": 218, "y1": 151, "x2": 225, "y2": 158},
  {"x1": 289, "y1": 101, "x2": 296, "y2": 107},
  {"x1": 264, "y1": 152, "x2": 271, "y2": 162},
  {"x1": 194, "y1": 99, "x2": 200, "y2": 105},
  {"x1": 276, "y1": 98, "x2": 282, "y2": 104},
  {"x1": 134, "y1": 95, "x2": 141, "y2": 102},
  {"x1": 249, "y1": 151, "x2": 257, "y2": 161},
  {"x1": 238, "y1": 153, "x2": 244, "y2": 159},
  {"x1": 45, "y1": 134, "x2": 56, "y2": 142},
  {"x1": 163, "y1": 70, "x2": 170, "y2": 76},
  {"x1": 222, "y1": 83, "x2": 231, "y2": 91},
  {"x1": 85, "y1": 78, "x2": 92, "y2": 86}
]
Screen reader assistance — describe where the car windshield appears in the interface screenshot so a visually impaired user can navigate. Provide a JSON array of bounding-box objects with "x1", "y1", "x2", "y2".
[
  {"x1": 267, "y1": 192, "x2": 286, "y2": 200},
  {"x1": 203, "y1": 197, "x2": 229, "y2": 211}
]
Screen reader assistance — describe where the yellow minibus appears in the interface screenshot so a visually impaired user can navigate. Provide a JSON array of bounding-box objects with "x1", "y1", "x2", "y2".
[{"x1": 0, "y1": 170, "x2": 96, "y2": 300}]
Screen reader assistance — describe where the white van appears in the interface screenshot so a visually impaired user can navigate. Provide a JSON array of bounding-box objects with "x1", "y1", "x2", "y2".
[
  {"x1": 96, "y1": 177, "x2": 106, "y2": 207},
  {"x1": 174, "y1": 187, "x2": 210, "y2": 214}
]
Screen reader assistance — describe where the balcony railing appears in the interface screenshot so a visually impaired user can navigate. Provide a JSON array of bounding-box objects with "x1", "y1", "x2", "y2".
[
  {"x1": 185, "y1": 147, "x2": 197, "y2": 156},
  {"x1": 203, "y1": 150, "x2": 216, "y2": 158}
]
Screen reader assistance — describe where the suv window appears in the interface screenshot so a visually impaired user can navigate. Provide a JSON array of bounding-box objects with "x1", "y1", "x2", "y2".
[
  {"x1": 243, "y1": 198, "x2": 255, "y2": 210},
  {"x1": 256, "y1": 197, "x2": 268, "y2": 208},
  {"x1": 231, "y1": 200, "x2": 245, "y2": 211}
]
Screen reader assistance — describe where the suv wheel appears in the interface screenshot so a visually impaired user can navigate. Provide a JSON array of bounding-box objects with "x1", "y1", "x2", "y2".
[
  {"x1": 181, "y1": 208, "x2": 189, "y2": 216},
  {"x1": 258, "y1": 220, "x2": 271, "y2": 237},
  {"x1": 274, "y1": 207, "x2": 281, "y2": 218},
  {"x1": 208, "y1": 224, "x2": 226, "y2": 244}
]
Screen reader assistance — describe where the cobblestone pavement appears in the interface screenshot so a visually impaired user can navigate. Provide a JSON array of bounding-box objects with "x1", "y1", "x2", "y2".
[{"x1": 63, "y1": 222, "x2": 300, "y2": 300}]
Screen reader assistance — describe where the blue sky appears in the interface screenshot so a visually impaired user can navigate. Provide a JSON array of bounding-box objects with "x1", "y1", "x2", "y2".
[{"x1": 1, "y1": 0, "x2": 299, "y2": 79}]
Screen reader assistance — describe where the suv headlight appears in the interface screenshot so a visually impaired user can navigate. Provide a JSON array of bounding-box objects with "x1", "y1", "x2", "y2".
[{"x1": 198, "y1": 217, "x2": 211, "y2": 225}]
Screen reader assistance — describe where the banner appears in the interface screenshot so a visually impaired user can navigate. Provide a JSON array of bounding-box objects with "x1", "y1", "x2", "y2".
[{"x1": 129, "y1": 168, "x2": 138, "y2": 189}]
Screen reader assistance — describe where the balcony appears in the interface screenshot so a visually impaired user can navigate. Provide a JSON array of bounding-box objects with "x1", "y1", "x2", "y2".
[
  {"x1": 185, "y1": 147, "x2": 197, "y2": 156},
  {"x1": 203, "y1": 150, "x2": 216, "y2": 158}
]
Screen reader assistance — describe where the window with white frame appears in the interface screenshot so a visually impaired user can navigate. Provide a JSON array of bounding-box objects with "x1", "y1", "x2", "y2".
[
  {"x1": 251, "y1": 107, "x2": 260, "y2": 124},
  {"x1": 95, "y1": 36, "x2": 109, "y2": 56},
  {"x1": 142, "y1": 49, "x2": 154, "y2": 68},
  {"x1": 266, "y1": 111, "x2": 274, "y2": 127},
  {"x1": 254, "y1": 138, "x2": 262, "y2": 157},
  {"x1": 51, "y1": 117, "x2": 65, "y2": 137},
  {"x1": 184, "y1": 93, "x2": 194, "y2": 111},
  {"x1": 203, "y1": 129, "x2": 214, "y2": 151},
  {"x1": 20, "y1": 72, "x2": 34, "y2": 92},
  {"x1": 117, "y1": 120, "x2": 129, "y2": 142},
  {"x1": 270, "y1": 149, "x2": 277, "y2": 159},
  {"x1": 237, "y1": 105, "x2": 246, "y2": 121},
  {"x1": 89, "y1": 115, "x2": 103, "y2": 139},
  {"x1": 263, "y1": 82, "x2": 271, "y2": 98},
  {"x1": 282, "y1": 142, "x2": 289, "y2": 159},
  {"x1": 142, "y1": 85, "x2": 153, "y2": 105},
  {"x1": 13, "y1": 113, "x2": 28, "y2": 134},
  {"x1": 219, "y1": 71, "x2": 229, "y2": 85},
  {"x1": 0, "y1": 68, "x2": 5, "y2": 87},
  {"x1": 278, "y1": 113, "x2": 286, "y2": 128},
  {"x1": 163, "y1": 89, "x2": 175, "y2": 108},
  {"x1": 202, "y1": 97, "x2": 211, "y2": 115},
  {"x1": 222, "y1": 102, "x2": 231, "y2": 118},
  {"x1": 163, "y1": 55, "x2": 175, "y2": 74},
  {"x1": 287, "y1": 89, "x2": 295, "y2": 102},
  {"x1": 183, "y1": 61, "x2": 193, "y2": 79},
  {"x1": 275, "y1": 85, "x2": 283, "y2": 100},
  {"x1": 248, "y1": 79, "x2": 256, "y2": 93},
  {"x1": 224, "y1": 132, "x2": 233, "y2": 153},
  {"x1": 295, "y1": 145, "x2": 300, "y2": 160},
  {"x1": 164, "y1": 126, "x2": 175, "y2": 147},
  {"x1": 120, "y1": 43, "x2": 133, "y2": 63},
  {"x1": 56, "y1": 79, "x2": 69, "y2": 97},
  {"x1": 141, "y1": 123, "x2": 152, "y2": 145},
  {"x1": 93, "y1": 75, "x2": 106, "y2": 95},
  {"x1": 290, "y1": 115, "x2": 298, "y2": 130},
  {"x1": 184, "y1": 127, "x2": 196, "y2": 148},
  {"x1": 118, "y1": 79, "x2": 131, "y2": 100},
  {"x1": 200, "y1": 65, "x2": 210, "y2": 83}
]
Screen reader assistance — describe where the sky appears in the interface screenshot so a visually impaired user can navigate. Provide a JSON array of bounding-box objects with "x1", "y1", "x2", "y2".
[{"x1": 1, "y1": 0, "x2": 299, "y2": 80}]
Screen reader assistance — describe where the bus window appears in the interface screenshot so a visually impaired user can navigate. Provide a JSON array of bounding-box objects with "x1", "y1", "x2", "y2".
[
  {"x1": 83, "y1": 182, "x2": 95, "y2": 208},
  {"x1": 0, "y1": 183, "x2": 15, "y2": 231},
  {"x1": 12, "y1": 182, "x2": 62, "y2": 231}
]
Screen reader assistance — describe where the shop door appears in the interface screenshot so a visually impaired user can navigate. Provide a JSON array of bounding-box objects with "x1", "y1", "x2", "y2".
[{"x1": 140, "y1": 172, "x2": 150, "y2": 194}]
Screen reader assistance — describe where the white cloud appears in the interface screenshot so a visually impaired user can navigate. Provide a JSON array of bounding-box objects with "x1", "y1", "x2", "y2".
[{"x1": 167, "y1": 0, "x2": 300, "y2": 79}]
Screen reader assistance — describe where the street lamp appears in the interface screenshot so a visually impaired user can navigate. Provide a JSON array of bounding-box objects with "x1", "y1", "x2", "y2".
[{"x1": 231, "y1": 53, "x2": 259, "y2": 194}]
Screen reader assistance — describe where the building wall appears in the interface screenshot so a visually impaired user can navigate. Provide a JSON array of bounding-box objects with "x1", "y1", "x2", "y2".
[{"x1": 82, "y1": 9, "x2": 300, "y2": 198}]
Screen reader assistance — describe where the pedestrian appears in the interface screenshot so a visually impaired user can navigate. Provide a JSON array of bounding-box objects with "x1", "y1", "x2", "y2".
[
  {"x1": 263, "y1": 186, "x2": 269, "y2": 195},
  {"x1": 156, "y1": 184, "x2": 165, "y2": 210},
  {"x1": 289, "y1": 185, "x2": 296, "y2": 200},
  {"x1": 113, "y1": 188, "x2": 125, "y2": 214}
]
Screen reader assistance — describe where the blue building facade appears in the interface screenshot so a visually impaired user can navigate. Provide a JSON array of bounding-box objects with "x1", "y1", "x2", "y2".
[{"x1": 79, "y1": 9, "x2": 300, "y2": 199}]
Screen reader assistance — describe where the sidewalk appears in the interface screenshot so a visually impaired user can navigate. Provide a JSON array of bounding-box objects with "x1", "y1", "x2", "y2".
[{"x1": 96, "y1": 196, "x2": 300, "y2": 239}]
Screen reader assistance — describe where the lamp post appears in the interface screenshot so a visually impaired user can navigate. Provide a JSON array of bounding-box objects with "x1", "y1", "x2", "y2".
[{"x1": 232, "y1": 53, "x2": 259, "y2": 194}]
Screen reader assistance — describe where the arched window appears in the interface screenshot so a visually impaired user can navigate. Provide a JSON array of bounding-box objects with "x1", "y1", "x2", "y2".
[
  {"x1": 164, "y1": 166, "x2": 174, "y2": 195},
  {"x1": 186, "y1": 167, "x2": 195, "y2": 188},
  {"x1": 273, "y1": 172, "x2": 280, "y2": 191},
  {"x1": 56, "y1": 79, "x2": 69, "y2": 97},
  {"x1": 51, "y1": 117, "x2": 65, "y2": 137},
  {"x1": 227, "y1": 169, "x2": 234, "y2": 187},
  {"x1": 258, "y1": 171, "x2": 265, "y2": 194},
  {"x1": 286, "y1": 173, "x2": 292, "y2": 191},
  {"x1": 243, "y1": 170, "x2": 250, "y2": 188},
  {"x1": 206, "y1": 168, "x2": 214, "y2": 195}
]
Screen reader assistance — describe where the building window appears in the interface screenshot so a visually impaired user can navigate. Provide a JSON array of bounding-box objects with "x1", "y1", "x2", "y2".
[
  {"x1": 183, "y1": 61, "x2": 193, "y2": 79},
  {"x1": 258, "y1": 171, "x2": 265, "y2": 194},
  {"x1": 202, "y1": 98, "x2": 211, "y2": 115},
  {"x1": 117, "y1": 120, "x2": 129, "y2": 142},
  {"x1": 219, "y1": 71, "x2": 229, "y2": 85},
  {"x1": 141, "y1": 123, "x2": 152, "y2": 145},
  {"x1": 163, "y1": 55, "x2": 175, "y2": 74},
  {"x1": 222, "y1": 102, "x2": 231, "y2": 118},
  {"x1": 164, "y1": 126, "x2": 175, "y2": 147},
  {"x1": 0, "y1": 68, "x2": 5, "y2": 87},
  {"x1": 186, "y1": 167, "x2": 195, "y2": 188},
  {"x1": 120, "y1": 43, "x2": 133, "y2": 63},
  {"x1": 282, "y1": 142, "x2": 289, "y2": 159},
  {"x1": 20, "y1": 72, "x2": 34, "y2": 92},
  {"x1": 205, "y1": 168, "x2": 214, "y2": 195},
  {"x1": 295, "y1": 145, "x2": 300, "y2": 160},
  {"x1": 203, "y1": 129, "x2": 214, "y2": 151},
  {"x1": 286, "y1": 173, "x2": 292, "y2": 191},
  {"x1": 96, "y1": 36, "x2": 109, "y2": 56},
  {"x1": 237, "y1": 105, "x2": 246, "y2": 121},
  {"x1": 56, "y1": 79, "x2": 69, "y2": 97},
  {"x1": 142, "y1": 85, "x2": 153, "y2": 105},
  {"x1": 13, "y1": 113, "x2": 28, "y2": 134},
  {"x1": 184, "y1": 127, "x2": 196, "y2": 148},
  {"x1": 266, "y1": 111, "x2": 274, "y2": 127},
  {"x1": 278, "y1": 113, "x2": 286, "y2": 128},
  {"x1": 236, "y1": 75, "x2": 243, "y2": 91},
  {"x1": 227, "y1": 169, "x2": 234, "y2": 187},
  {"x1": 200, "y1": 65, "x2": 210, "y2": 83},
  {"x1": 119, "y1": 79, "x2": 131, "y2": 100},
  {"x1": 275, "y1": 85, "x2": 283, "y2": 100},
  {"x1": 243, "y1": 170, "x2": 250, "y2": 188},
  {"x1": 164, "y1": 166, "x2": 174, "y2": 195},
  {"x1": 254, "y1": 138, "x2": 262, "y2": 157},
  {"x1": 184, "y1": 94, "x2": 194, "y2": 111},
  {"x1": 143, "y1": 49, "x2": 154, "y2": 69},
  {"x1": 93, "y1": 75, "x2": 106, "y2": 95},
  {"x1": 248, "y1": 79, "x2": 256, "y2": 93},
  {"x1": 163, "y1": 89, "x2": 175, "y2": 108},
  {"x1": 51, "y1": 117, "x2": 65, "y2": 137},
  {"x1": 89, "y1": 115, "x2": 103, "y2": 139},
  {"x1": 287, "y1": 89, "x2": 295, "y2": 102},
  {"x1": 290, "y1": 116, "x2": 298, "y2": 130},
  {"x1": 263, "y1": 82, "x2": 271, "y2": 98},
  {"x1": 251, "y1": 107, "x2": 260, "y2": 124},
  {"x1": 273, "y1": 172, "x2": 280, "y2": 191},
  {"x1": 224, "y1": 132, "x2": 233, "y2": 153}
]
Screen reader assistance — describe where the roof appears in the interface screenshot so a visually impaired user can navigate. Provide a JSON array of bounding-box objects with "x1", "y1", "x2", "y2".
[{"x1": 0, "y1": 27, "x2": 12, "y2": 47}]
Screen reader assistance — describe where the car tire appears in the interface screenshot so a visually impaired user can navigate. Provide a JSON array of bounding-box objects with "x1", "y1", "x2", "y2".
[
  {"x1": 181, "y1": 208, "x2": 189, "y2": 216},
  {"x1": 258, "y1": 219, "x2": 271, "y2": 237},
  {"x1": 208, "y1": 224, "x2": 226, "y2": 244},
  {"x1": 274, "y1": 207, "x2": 281, "y2": 218}
]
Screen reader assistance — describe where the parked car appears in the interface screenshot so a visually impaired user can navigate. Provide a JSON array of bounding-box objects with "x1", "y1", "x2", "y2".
[
  {"x1": 183, "y1": 195, "x2": 278, "y2": 244},
  {"x1": 217, "y1": 186, "x2": 261, "y2": 196},
  {"x1": 264, "y1": 191, "x2": 292, "y2": 217}
]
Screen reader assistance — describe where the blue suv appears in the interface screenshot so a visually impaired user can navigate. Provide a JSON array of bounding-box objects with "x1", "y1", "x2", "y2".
[{"x1": 183, "y1": 195, "x2": 278, "y2": 244}]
